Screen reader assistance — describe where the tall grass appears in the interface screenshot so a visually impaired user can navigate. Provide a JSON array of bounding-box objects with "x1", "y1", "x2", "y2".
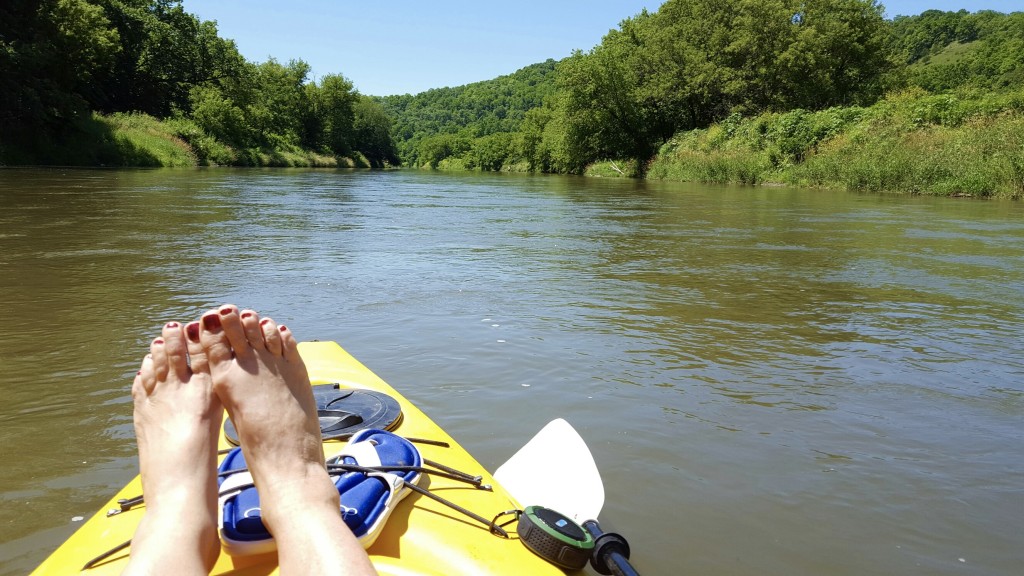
[
  {"x1": 647, "y1": 88, "x2": 1024, "y2": 199},
  {"x1": 99, "y1": 113, "x2": 198, "y2": 167},
  {"x1": 163, "y1": 117, "x2": 235, "y2": 166},
  {"x1": 647, "y1": 149, "x2": 771, "y2": 184},
  {"x1": 3, "y1": 112, "x2": 367, "y2": 168},
  {"x1": 793, "y1": 115, "x2": 1024, "y2": 198},
  {"x1": 2, "y1": 112, "x2": 196, "y2": 166}
]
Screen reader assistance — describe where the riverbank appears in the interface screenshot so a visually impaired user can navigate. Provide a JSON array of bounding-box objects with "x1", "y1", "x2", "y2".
[
  {"x1": 424, "y1": 88, "x2": 1024, "y2": 200},
  {"x1": 6, "y1": 90, "x2": 1022, "y2": 200},
  {"x1": 0, "y1": 112, "x2": 371, "y2": 169},
  {"x1": 641, "y1": 88, "x2": 1024, "y2": 200}
]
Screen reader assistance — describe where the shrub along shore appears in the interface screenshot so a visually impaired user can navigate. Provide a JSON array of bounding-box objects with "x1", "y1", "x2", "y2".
[
  {"x1": 433, "y1": 88, "x2": 1024, "y2": 200},
  {"x1": 645, "y1": 88, "x2": 1024, "y2": 200}
]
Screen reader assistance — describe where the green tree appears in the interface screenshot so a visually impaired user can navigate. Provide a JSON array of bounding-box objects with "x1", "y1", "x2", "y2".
[
  {"x1": 352, "y1": 95, "x2": 399, "y2": 167},
  {"x1": 516, "y1": 105, "x2": 555, "y2": 171},
  {"x1": 545, "y1": 0, "x2": 894, "y2": 172},
  {"x1": 189, "y1": 83, "x2": 250, "y2": 146},
  {"x1": 0, "y1": 0, "x2": 120, "y2": 135},
  {"x1": 467, "y1": 132, "x2": 515, "y2": 171},
  {"x1": 246, "y1": 58, "x2": 311, "y2": 148},
  {"x1": 302, "y1": 74, "x2": 357, "y2": 155},
  {"x1": 417, "y1": 133, "x2": 472, "y2": 168},
  {"x1": 93, "y1": 0, "x2": 245, "y2": 117},
  {"x1": 554, "y1": 42, "x2": 652, "y2": 171}
]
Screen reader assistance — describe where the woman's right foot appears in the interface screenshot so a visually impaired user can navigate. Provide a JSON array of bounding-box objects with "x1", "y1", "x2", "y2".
[
  {"x1": 124, "y1": 321, "x2": 220, "y2": 575},
  {"x1": 199, "y1": 305, "x2": 377, "y2": 575}
]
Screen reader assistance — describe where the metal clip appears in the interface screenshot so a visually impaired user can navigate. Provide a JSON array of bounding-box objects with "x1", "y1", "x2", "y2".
[
  {"x1": 107, "y1": 496, "x2": 142, "y2": 517},
  {"x1": 489, "y1": 509, "x2": 522, "y2": 537}
]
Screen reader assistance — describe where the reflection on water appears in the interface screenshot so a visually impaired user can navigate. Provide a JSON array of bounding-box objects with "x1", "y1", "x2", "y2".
[{"x1": 1, "y1": 169, "x2": 1022, "y2": 575}]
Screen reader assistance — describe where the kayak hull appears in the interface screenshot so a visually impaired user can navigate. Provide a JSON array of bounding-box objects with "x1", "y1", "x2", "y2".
[{"x1": 31, "y1": 341, "x2": 565, "y2": 575}]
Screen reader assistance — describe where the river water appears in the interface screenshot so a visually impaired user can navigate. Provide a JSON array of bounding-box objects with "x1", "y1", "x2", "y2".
[{"x1": 0, "y1": 168, "x2": 1021, "y2": 575}]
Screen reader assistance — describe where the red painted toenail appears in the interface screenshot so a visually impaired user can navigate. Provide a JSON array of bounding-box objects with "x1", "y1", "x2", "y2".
[
  {"x1": 219, "y1": 307, "x2": 233, "y2": 316},
  {"x1": 185, "y1": 323, "x2": 200, "y2": 341},
  {"x1": 203, "y1": 314, "x2": 221, "y2": 330},
  {"x1": 241, "y1": 312, "x2": 253, "y2": 319},
  {"x1": 279, "y1": 325, "x2": 288, "y2": 332},
  {"x1": 154, "y1": 338, "x2": 164, "y2": 345},
  {"x1": 260, "y1": 318, "x2": 270, "y2": 326},
  {"x1": 165, "y1": 322, "x2": 179, "y2": 328}
]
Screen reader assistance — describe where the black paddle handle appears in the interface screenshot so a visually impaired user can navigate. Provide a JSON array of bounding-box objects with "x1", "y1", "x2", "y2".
[{"x1": 583, "y1": 520, "x2": 640, "y2": 576}]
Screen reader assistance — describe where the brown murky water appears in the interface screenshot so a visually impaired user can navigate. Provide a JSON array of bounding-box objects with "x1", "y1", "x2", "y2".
[{"x1": 1, "y1": 168, "x2": 1022, "y2": 575}]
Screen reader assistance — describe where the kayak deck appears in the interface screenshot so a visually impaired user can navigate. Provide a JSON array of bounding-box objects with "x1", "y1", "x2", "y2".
[{"x1": 31, "y1": 341, "x2": 565, "y2": 575}]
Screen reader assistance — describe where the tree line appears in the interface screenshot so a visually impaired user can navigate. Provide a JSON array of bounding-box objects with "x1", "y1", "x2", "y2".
[
  {"x1": 0, "y1": 0, "x2": 397, "y2": 166},
  {"x1": 383, "y1": 1, "x2": 1023, "y2": 175},
  {"x1": 2, "y1": 1, "x2": 1021, "y2": 172}
]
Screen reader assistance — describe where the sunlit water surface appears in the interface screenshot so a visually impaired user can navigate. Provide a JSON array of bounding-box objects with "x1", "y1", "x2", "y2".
[{"x1": 1, "y1": 168, "x2": 1022, "y2": 575}]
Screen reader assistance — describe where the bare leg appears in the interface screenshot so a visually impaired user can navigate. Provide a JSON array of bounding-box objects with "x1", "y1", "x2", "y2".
[
  {"x1": 123, "y1": 322, "x2": 220, "y2": 575},
  {"x1": 200, "y1": 305, "x2": 377, "y2": 576}
]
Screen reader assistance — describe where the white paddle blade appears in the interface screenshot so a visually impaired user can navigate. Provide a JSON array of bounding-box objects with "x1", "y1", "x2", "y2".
[{"x1": 493, "y1": 418, "x2": 605, "y2": 523}]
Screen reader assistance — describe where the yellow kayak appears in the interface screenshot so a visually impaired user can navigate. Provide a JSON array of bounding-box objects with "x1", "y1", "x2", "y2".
[{"x1": 31, "y1": 341, "x2": 567, "y2": 575}]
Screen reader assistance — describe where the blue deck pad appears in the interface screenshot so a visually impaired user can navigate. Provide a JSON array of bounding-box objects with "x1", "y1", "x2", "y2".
[
  {"x1": 217, "y1": 429, "x2": 423, "y2": 555},
  {"x1": 330, "y1": 429, "x2": 424, "y2": 542}
]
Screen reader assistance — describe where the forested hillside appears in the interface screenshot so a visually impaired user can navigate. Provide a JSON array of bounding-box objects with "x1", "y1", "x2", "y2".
[
  {"x1": 377, "y1": 60, "x2": 557, "y2": 168},
  {"x1": 892, "y1": 9, "x2": 1024, "y2": 90},
  {"x1": 0, "y1": 0, "x2": 397, "y2": 166},
  {"x1": 380, "y1": 1, "x2": 1022, "y2": 197}
]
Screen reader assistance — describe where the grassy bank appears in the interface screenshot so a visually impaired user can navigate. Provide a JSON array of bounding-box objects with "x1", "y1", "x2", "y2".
[
  {"x1": 1, "y1": 113, "x2": 369, "y2": 169},
  {"x1": 646, "y1": 88, "x2": 1024, "y2": 199}
]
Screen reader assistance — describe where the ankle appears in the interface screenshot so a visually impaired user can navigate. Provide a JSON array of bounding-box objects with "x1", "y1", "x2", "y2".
[
  {"x1": 260, "y1": 471, "x2": 340, "y2": 526},
  {"x1": 127, "y1": 511, "x2": 219, "y2": 575},
  {"x1": 142, "y1": 482, "x2": 217, "y2": 516}
]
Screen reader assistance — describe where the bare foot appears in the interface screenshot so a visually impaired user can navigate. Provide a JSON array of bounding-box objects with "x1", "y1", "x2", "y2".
[
  {"x1": 123, "y1": 321, "x2": 220, "y2": 575},
  {"x1": 200, "y1": 305, "x2": 376, "y2": 576}
]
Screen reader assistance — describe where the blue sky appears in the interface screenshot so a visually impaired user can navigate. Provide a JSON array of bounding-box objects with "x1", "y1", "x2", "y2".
[{"x1": 181, "y1": 1, "x2": 1021, "y2": 97}]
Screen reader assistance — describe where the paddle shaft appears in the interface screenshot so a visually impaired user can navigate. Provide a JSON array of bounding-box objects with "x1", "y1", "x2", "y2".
[
  {"x1": 583, "y1": 520, "x2": 640, "y2": 576},
  {"x1": 600, "y1": 549, "x2": 639, "y2": 576}
]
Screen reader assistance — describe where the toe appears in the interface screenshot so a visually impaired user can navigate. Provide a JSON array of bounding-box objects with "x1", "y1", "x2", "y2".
[
  {"x1": 184, "y1": 321, "x2": 209, "y2": 375},
  {"x1": 131, "y1": 370, "x2": 143, "y2": 399},
  {"x1": 218, "y1": 305, "x2": 253, "y2": 358},
  {"x1": 239, "y1": 309, "x2": 265, "y2": 349},
  {"x1": 199, "y1": 310, "x2": 234, "y2": 373},
  {"x1": 150, "y1": 336, "x2": 170, "y2": 384},
  {"x1": 162, "y1": 322, "x2": 190, "y2": 382},
  {"x1": 259, "y1": 317, "x2": 284, "y2": 356},
  {"x1": 279, "y1": 325, "x2": 303, "y2": 363},
  {"x1": 133, "y1": 354, "x2": 156, "y2": 398}
]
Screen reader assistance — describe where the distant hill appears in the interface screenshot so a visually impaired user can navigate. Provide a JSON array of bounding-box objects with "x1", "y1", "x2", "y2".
[
  {"x1": 891, "y1": 9, "x2": 1024, "y2": 92},
  {"x1": 376, "y1": 59, "x2": 558, "y2": 163}
]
